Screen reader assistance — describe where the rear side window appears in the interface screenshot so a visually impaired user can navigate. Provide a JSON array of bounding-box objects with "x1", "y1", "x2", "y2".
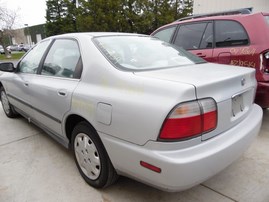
[
  {"x1": 153, "y1": 26, "x2": 176, "y2": 43},
  {"x1": 41, "y1": 39, "x2": 81, "y2": 79},
  {"x1": 215, "y1": 20, "x2": 249, "y2": 47},
  {"x1": 174, "y1": 23, "x2": 208, "y2": 50}
]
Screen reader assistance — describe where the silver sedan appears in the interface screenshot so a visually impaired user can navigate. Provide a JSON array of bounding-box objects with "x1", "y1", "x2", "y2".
[{"x1": 0, "y1": 33, "x2": 263, "y2": 192}]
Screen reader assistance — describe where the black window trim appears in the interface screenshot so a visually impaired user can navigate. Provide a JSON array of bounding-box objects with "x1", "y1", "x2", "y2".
[{"x1": 198, "y1": 22, "x2": 213, "y2": 49}]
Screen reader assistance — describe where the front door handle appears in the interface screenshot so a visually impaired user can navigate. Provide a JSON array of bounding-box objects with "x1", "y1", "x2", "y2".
[
  {"x1": 24, "y1": 82, "x2": 29, "y2": 87},
  {"x1": 57, "y1": 90, "x2": 67, "y2": 97}
]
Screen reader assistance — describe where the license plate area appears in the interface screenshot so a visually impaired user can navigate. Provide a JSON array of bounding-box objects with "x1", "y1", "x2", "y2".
[{"x1": 232, "y1": 93, "x2": 245, "y2": 117}]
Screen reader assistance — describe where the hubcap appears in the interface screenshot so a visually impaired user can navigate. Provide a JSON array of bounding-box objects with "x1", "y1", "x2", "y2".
[
  {"x1": 1, "y1": 91, "x2": 10, "y2": 115},
  {"x1": 74, "y1": 133, "x2": 101, "y2": 180}
]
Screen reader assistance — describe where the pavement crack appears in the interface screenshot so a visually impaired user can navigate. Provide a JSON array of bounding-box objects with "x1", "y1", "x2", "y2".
[
  {"x1": 201, "y1": 184, "x2": 238, "y2": 202},
  {"x1": 0, "y1": 133, "x2": 39, "y2": 147}
]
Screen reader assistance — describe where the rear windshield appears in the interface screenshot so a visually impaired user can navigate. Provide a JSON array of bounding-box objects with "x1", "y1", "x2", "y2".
[
  {"x1": 93, "y1": 36, "x2": 205, "y2": 71},
  {"x1": 265, "y1": 16, "x2": 269, "y2": 26}
]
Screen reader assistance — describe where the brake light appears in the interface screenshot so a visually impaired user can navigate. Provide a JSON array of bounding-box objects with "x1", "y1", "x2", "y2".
[
  {"x1": 261, "y1": 51, "x2": 269, "y2": 73},
  {"x1": 265, "y1": 52, "x2": 269, "y2": 59},
  {"x1": 159, "y1": 98, "x2": 217, "y2": 140}
]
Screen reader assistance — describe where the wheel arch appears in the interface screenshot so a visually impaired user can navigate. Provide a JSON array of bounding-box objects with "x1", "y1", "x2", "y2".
[{"x1": 65, "y1": 114, "x2": 97, "y2": 148}]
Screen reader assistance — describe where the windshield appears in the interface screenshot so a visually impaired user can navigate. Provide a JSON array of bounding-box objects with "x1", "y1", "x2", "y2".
[{"x1": 93, "y1": 36, "x2": 205, "y2": 71}]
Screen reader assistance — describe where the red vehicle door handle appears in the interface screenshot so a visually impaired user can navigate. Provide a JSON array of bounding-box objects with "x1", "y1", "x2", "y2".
[{"x1": 196, "y1": 53, "x2": 207, "y2": 58}]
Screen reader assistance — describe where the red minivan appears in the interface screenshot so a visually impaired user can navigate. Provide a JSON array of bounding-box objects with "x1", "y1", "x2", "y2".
[{"x1": 152, "y1": 9, "x2": 269, "y2": 108}]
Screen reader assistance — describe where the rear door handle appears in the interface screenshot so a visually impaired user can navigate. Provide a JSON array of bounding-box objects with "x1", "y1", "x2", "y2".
[
  {"x1": 24, "y1": 82, "x2": 29, "y2": 87},
  {"x1": 57, "y1": 90, "x2": 67, "y2": 97},
  {"x1": 196, "y1": 53, "x2": 207, "y2": 58}
]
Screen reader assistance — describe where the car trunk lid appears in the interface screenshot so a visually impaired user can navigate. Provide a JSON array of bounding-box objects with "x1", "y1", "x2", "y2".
[{"x1": 134, "y1": 63, "x2": 257, "y2": 140}]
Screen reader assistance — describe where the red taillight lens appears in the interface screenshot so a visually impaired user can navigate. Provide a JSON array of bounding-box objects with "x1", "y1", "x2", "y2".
[
  {"x1": 160, "y1": 101, "x2": 202, "y2": 139},
  {"x1": 262, "y1": 51, "x2": 269, "y2": 73},
  {"x1": 159, "y1": 98, "x2": 217, "y2": 140},
  {"x1": 200, "y1": 99, "x2": 217, "y2": 132}
]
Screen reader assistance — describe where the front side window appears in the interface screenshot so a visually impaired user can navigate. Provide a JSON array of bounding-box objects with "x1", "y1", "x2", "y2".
[
  {"x1": 153, "y1": 26, "x2": 176, "y2": 43},
  {"x1": 41, "y1": 39, "x2": 81, "y2": 78},
  {"x1": 18, "y1": 40, "x2": 51, "y2": 74},
  {"x1": 215, "y1": 20, "x2": 249, "y2": 47},
  {"x1": 93, "y1": 36, "x2": 205, "y2": 71},
  {"x1": 174, "y1": 23, "x2": 207, "y2": 50}
]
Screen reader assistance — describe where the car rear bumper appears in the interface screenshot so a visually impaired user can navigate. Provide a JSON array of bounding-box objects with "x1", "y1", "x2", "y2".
[
  {"x1": 100, "y1": 104, "x2": 262, "y2": 192},
  {"x1": 256, "y1": 81, "x2": 269, "y2": 108}
]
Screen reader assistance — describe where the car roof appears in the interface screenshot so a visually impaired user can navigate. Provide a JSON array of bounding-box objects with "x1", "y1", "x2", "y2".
[
  {"x1": 162, "y1": 12, "x2": 268, "y2": 27},
  {"x1": 48, "y1": 32, "x2": 147, "y2": 39}
]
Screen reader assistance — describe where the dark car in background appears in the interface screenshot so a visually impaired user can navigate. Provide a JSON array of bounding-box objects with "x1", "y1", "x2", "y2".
[{"x1": 152, "y1": 9, "x2": 269, "y2": 108}]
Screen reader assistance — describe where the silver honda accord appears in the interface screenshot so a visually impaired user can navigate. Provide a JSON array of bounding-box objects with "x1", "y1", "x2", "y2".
[{"x1": 0, "y1": 33, "x2": 263, "y2": 192}]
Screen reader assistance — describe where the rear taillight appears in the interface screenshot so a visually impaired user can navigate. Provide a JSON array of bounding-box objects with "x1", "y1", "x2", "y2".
[
  {"x1": 261, "y1": 51, "x2": 269, "y2": 73},
  {"x1": 159, "y1": 98, "x2": 217, "y2": 140},
  {"x1": 265, "y1": 52, "x2": 269, "y2": 59}
]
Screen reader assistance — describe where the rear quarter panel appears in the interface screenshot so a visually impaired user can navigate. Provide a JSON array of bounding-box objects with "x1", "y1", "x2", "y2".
[{"x1": 65, "y1": 37, "x2": 197, "y2": 145}]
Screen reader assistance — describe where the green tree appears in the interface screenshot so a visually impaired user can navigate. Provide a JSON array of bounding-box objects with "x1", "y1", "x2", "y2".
[
  {"x1": 45, "y1": 0, "x2": 76, "y2": 36},
  {"x1": 172, "y1": 0, "x2": 193, "y2": 20},
  {"x1": 46, "y1": 0, "x2": 193, "y2": 35},
  {"x1": 119, "y1": 0, "x2": 144, "y2": 33},
  {"x1": 76, "y1": 0, "x2": 123, "y2": 32}
]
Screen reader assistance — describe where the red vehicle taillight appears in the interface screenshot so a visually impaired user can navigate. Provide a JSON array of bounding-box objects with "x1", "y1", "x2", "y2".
[
  {"x1": 261, "y1": 51, "x2": 269, "y2": 73},
  {"x1": 159, "y1": 98, "x2": 217, "y2": 140}
]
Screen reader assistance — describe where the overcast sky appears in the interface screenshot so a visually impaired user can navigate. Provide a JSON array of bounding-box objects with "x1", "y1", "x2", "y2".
[{"x1": 3, "y1": 0, "x2": 46, "y2": 28}]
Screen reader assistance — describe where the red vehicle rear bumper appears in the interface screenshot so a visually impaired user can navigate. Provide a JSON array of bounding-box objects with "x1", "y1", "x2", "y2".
[{"x1": 255, "y1": 81, "x2": 269, "y2": 108}]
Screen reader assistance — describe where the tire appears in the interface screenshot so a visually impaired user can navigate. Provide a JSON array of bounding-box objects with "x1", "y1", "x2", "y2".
[
  {"x1": 71, "y1": 121, "x2": 118, "y2": 188},
  {"x1": 0, "y1": 87, "x2": 18, "y2": 118}
]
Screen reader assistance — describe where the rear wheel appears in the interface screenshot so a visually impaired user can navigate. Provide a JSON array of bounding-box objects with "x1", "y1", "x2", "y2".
[
  {"x1": 71, "y1": 121, "x2": 118, "y2": 188},
  {"x1": 0, "y1": 87, "x2": 17, "y2": 118}
]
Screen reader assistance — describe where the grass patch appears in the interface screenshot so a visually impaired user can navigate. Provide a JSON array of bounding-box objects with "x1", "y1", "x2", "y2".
[{"x1": 0, "y1": 52, "x2": 25, "y2": 60}]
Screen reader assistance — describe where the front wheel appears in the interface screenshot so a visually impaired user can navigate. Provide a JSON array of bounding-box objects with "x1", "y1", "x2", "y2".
[
  {"x1": 71, "y1": 121, "x2": 118, "y2": 188},
  {"x1": 0, "y1": 87, "x2": 18, "y2": 118}
]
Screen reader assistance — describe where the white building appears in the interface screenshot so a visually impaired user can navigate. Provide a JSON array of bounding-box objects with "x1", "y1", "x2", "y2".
[{"x1": 193, "y1": 0, "x2": 269, "y2": 14}]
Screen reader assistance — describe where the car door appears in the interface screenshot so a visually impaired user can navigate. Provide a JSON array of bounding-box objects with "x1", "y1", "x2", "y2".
[
  {"x1": 29, "y1": 38, "x2": 82, "y2": 137},
  {"x1": 5, "y1": 40, "x2": 51, "y2": 119},
  {"x1": 172, "y1": 22, "x2": 214, "y2": 62},
  {"x1": 212, "y1": 20, "x2": 251, "y2": 66}
]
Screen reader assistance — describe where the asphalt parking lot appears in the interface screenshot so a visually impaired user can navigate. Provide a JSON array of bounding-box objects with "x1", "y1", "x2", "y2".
[{"x1": 0, "y1": 106, "x2": 268, "y2": 202}]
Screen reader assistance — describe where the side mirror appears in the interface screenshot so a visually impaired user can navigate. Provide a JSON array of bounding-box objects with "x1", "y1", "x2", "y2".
[{"x1": 0, "y1": 62, "x2": 15, "y2": 72}]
